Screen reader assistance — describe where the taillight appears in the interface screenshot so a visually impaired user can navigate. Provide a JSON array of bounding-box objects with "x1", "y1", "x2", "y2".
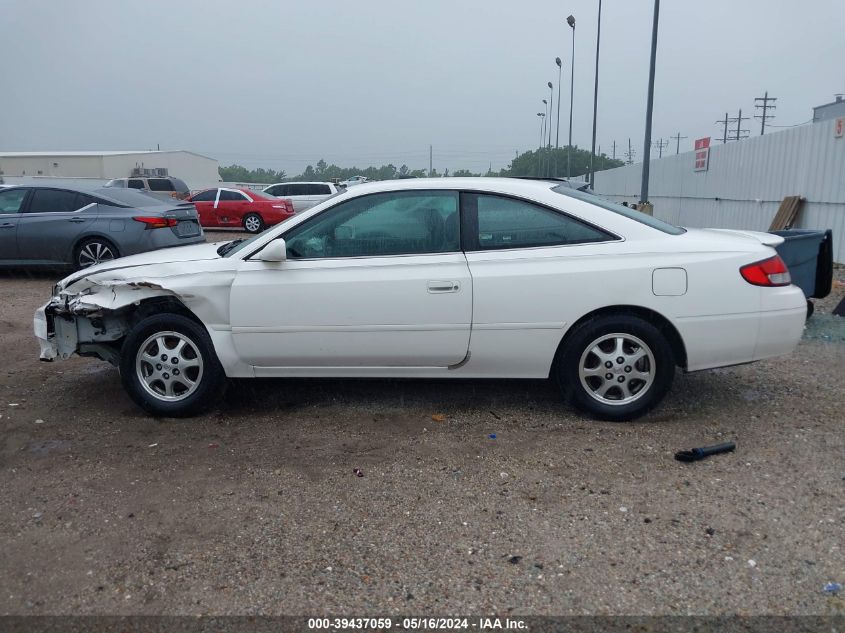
[
  {"x1": 133, "y1": 216, "x2": 178, "y2": 229},
  {"x1": 740, "y1": 255, "x2": 791, "y2": 287}
]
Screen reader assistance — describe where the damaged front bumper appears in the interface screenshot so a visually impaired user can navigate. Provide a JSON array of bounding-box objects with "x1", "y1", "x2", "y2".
[{"x1": 34, "y1": 302, "x2": 60, "y2": 361}]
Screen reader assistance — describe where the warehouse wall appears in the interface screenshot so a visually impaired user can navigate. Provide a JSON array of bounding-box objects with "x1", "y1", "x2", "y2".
[
  {"x1": 592, "y1": 119, "x2": 845, "y2": 263},
  {"x1": 102, "y1": 152, "x2": 220, "y2": 189},
  {"x1": 0, "y1": 155, "x2": 104, "y2": 178}
]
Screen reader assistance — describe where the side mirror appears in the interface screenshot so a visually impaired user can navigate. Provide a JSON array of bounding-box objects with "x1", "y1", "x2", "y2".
[{"x1": 257, "y1": 238, "x2": 287, "y2": 262}]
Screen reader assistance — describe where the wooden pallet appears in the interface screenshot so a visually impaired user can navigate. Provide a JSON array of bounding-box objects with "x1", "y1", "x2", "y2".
[{"x1": 768, "y1": 196, "x2": 804, "y2": 231}]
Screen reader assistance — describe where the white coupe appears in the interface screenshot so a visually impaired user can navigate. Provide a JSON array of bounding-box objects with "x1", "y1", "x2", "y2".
[{"x1": 35, "y1": 178, "x2": 806, "y2": 420}]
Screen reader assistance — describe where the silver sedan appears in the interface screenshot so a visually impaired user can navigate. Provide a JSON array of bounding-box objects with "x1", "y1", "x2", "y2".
[{"x1": 0, "y1": 185, "x2": 204, "y2": 270}]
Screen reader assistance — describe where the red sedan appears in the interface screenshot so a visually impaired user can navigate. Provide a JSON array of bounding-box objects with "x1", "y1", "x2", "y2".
[{"x1": 188, "y1": 188, "x2": 295, "y2": 233}]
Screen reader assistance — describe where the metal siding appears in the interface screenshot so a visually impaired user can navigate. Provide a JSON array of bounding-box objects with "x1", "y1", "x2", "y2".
[{"x1": 593, "y1": 121, "x2": 845, "y2": 263}]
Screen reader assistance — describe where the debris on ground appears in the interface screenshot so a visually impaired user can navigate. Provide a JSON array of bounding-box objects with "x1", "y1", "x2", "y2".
[
  {"x1": 431, "y1": 414, "x2": 446, "y2": 422},
  {"x1": 824, "y1": 582, "x2": 842, "y2": 595},
  {"x1": 488, "y1": 433, "x2": 497, "y2": 439},
  {"x1": 352, "y1": 468, "x2": 364, "y2": 477},
  {"x1": 508, "y1": 556, "x2": 522, "y2": 564},
  {"x1": 675, "y1": 441, "x2": 736, "y2": 462},
  {"x1": 148, "y1": 443, "x2": 158, "y2": 448},
  {"x1": 208, "y1": 443, "x2": 219, "y2": 449}
]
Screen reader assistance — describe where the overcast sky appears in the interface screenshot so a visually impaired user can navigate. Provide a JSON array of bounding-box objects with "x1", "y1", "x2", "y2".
[{"x1": 1, "y1": 0, "x2": 843, "y2": 175}]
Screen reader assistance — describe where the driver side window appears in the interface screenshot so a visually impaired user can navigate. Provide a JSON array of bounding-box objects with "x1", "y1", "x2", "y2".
[{"x1": 284, "y1": 191, "x2": 459, "y2": 259}]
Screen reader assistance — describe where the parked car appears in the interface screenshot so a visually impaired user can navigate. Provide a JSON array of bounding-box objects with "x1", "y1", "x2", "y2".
[
  {"x1": 187, "y1": 187, "x2": 294, "y2": 233},
  {"x1": 340, "y1": 175, "x2": 368, "y2": 187},
  {"x1": 262, "y1": 182, "x2": 341, "y2": 213},
  {"x1": 105, "y1": 176, "x2": 191, "y2": 200},
  {"x1": 0, "y1": 185, "x2": 203, "y2": 270},
  {"x1": 35, "y1": 178, "x2": 806, "y2": 420}
]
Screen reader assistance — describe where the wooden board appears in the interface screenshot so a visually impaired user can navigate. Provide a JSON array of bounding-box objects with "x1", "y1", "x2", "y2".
[{"x1": 768, "y1": 196, "x2": 804, "y2": 231}]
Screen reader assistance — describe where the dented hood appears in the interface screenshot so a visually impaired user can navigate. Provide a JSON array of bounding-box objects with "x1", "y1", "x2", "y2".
[{"x1": 59, "y1": 241, "x2": 226, "y2": 289}]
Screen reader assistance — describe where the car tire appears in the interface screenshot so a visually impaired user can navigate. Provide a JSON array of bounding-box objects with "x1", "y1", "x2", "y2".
[
  {"x1": 243, "y1": 213, "x2": 264, "y2": 234},
  {"x1": 73, "y1": 237, "x2": 119, "y2": 271},
  {"x1": 554, "y1": 314, "x2": 675, "y2": 421},
  {"x1": 119, "y1": 313, "x2": 225, "y2": 417}
]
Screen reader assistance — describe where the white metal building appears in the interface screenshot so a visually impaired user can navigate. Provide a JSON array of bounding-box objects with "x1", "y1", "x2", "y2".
[
  {"x1": 0, "y1": 150, "x2": 221, "y2": 190},
  {"x1": 592, "y1": 117, "x2": 845, "y2": 263}
]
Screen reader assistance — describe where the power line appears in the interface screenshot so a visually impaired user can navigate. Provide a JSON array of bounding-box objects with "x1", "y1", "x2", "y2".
[
  {"x1": 716, "y1": 112, "x2": 730, "y2": 144},
  {"x1": 652, "y1": 138, "x2": 669, "y2": 159},
  {"x1": 729, "y1": 108, "x2": 750, "y2": 141},
  {"x1": 624, "y1": 138, "x2": 636, "y2": 165},
  {"x1": 754, "y1": 91, "x2": 777, "y2": 135}
]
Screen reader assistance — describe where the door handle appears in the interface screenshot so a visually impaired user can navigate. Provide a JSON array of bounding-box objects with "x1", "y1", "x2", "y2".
[
  {"x1": 0, "y1": 223, "x2": 14, "y2": 229},
  {"x1": 427, "y1": 280, "x2": 460, "y2": 293},
  {"x1": 68, "y1": 217, "x2": 86, "y2": 223}
]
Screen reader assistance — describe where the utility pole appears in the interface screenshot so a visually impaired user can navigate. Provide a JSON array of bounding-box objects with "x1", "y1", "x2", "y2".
[
  {"x1": 670, "y1": 132, "x2": 687, "y2": 154},
  {"x1": 624, "y1": 138, "x2": 636, "y2": 165},
  {"x1": 716, "y1": 113, "x2": 729, "y2": 143},
  {"x1": 730, "y1": 109, "x2": 750, "y2": 141},
  {"x1": 612, "y1": 140, "x2": 616, "y2": 160},
  {"x1": 639, "y1": 0, "x2": 660, "y2": 207},
  {"x1": 653, "y1": 138, "x2": 668, "y2": 159},
  {"x1": 429, "y1": 145, "x2": 433, "y2": 177},
  {"x1": 754, "y1": 91, "x2": 777, "y2": 135}
]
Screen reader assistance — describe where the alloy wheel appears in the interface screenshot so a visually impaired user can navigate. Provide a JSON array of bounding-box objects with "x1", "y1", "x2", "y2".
[
  {"x1": 578, "y1": 333, "x2": 655, "y2": 405},
  {"x1": 135, "y1": 331, "x2": 204, "y2": 402}
]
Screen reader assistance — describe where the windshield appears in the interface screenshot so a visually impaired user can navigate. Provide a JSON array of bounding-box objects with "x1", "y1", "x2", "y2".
[{"x1": 551, "y1": 185, "x2": 686, "y2": 235}]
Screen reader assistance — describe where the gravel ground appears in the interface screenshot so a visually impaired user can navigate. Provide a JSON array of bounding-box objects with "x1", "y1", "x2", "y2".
[{"x1": 0, "y1": 236, "x2": 843, "y2": 616}]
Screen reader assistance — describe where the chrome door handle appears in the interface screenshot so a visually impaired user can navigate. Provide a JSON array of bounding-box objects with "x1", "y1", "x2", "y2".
[
  {"x1": 68, "y1": 217, "x2": 86, "y2": 223},
  {"x1": 0, "y1": 223, "x2": 15, "y2": 229},
  {"x1": 428, "y1": 280, "x2": 459, "y2": 293}
]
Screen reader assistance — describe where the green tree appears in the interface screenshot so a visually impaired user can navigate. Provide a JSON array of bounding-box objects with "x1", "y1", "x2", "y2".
[{"x1": 503, "y1": 147, "x2": 623, "y2": 179}]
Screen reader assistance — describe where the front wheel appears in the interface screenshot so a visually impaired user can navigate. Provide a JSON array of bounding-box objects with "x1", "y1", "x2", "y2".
[
  {"x1": 243, "y1": 213, "x2": 264, "y2": 233},
  {"x1": 119, "y1": 313, "x2": 224, "y2": 417},
  {"x1": 554, "y1": 314, "x2": 675, "y2": 421}
]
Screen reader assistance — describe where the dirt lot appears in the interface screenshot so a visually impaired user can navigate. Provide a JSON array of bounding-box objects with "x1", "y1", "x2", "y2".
[{"x1": 1, "y1": 234, "x2": 843, "y2": 616}]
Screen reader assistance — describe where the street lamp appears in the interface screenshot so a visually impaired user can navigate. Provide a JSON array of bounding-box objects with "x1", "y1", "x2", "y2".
[
  {"x1": 536, "y1": 112, "x2": 546, "y2": 176},
  {"x1": 555, "y1": 58, "x2": 563, "y2": 179},
  {"x1": 566, "y1": 15, "x2": 575, "y2": 178},
  {"x1": 640, "y1": 0, "x2": 661, "y2": 210},
  {"x1": 589, "y1": 1, "x2": 602, "y2": 187},
  {"x1": 547, "y1": 82, "x2": 554, "y2": 176},
  {"x1": 542, "y1": 98, "x2": 548, "y2": 176}
]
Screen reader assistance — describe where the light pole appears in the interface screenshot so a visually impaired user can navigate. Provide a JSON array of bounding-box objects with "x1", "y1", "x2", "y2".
[
  {"x1": 639, "y1": 0, "x2": 660, "y2": 208},
  {"x1": 555, "y1": 57, "x2": 563, "y2": 178},
  {"x1": 537, "y1": 112, "x2": 546, "y2": 176},
  {"x1": 589, "y1": 1, "x2": 601, "y2": 187},
  {"x1": 566, "y1": 15, "x2": 575, "y2": 179},
  {"x1": 547, "y1": 82, "x2": 554, "y2": 176},
  {"x1": 542, "y1": 98, "x2": 548, "y2": 177}
]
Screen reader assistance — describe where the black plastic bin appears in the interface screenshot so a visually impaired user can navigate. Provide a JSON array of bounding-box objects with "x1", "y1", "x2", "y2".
[{"x1": 770, "y1": 229, "x2": 833, "y2": 301}]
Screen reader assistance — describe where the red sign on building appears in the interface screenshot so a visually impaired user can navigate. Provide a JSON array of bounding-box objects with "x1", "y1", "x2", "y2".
[{"x1": 694, "y1": 137, "x2": 710, "y2": 172}]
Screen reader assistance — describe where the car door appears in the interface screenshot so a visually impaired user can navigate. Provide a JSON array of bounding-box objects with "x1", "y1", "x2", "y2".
[
  {"x1": 190, "y1": 189, "x2": 219, "y2": 227},
  {"x1": 16, "y1": 189, "x2": 97, "y2": 263},
  {"x1": 286, "y1": 183, "x2": 311, "y2": 213},
  {"x1": 229, "y1": 189, "x2": 471, "y2": 370},
  {"x1": 215, "y1": 189, "x2": 250, "y2": 226},
  {"x1": 0, "y1": 188, "x2": 30, "y2": 261}
]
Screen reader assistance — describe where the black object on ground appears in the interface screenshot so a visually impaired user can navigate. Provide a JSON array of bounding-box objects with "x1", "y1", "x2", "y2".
[
  {"x1": 833, "y1": 296, "x2": 845, "y2": 317},
  {"x1": 675, "y1": 441, "x2": 736, "y2": 463}
]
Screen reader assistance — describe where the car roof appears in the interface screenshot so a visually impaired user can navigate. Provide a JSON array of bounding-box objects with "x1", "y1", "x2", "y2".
[{"x1": 336, "y1": 177, "x2": 556, "y2": 196}]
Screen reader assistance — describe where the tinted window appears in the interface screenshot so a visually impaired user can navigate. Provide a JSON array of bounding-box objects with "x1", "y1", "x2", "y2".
[
  {"x1": 309, "y1": 184, "x2": 332, "y2": 195},
  {"x1": 551, "y1": 185, "x2": 686, "y2": 235},
  {"x1": 27, "y1": 189, "x2": 84, "y2": 213},
  {"x1": 191, "y1": 189, "x2": 218, "y2": 202},
  {"x1": 287, "y1": 184, "x2": 310, "y2": 196},
  {"x1": 168, "y1": 177, "x2": 189, "y2": 192},
  {"x1": 219, "y1": 190, "x2": 247, "y2": 201},
  {"x1": 266, "y1": 185, "x2": 287, "y2": 196},
  {"x1": 104, "y1": 179, "x2": 125, "y2": 188},
  {"x1": 148, "y1": 178, "x2": 175, "y2": 192},
  {"x1": 285, "y1": 191, "x2": 459, "y2": 259},
  {"x1": 465, "y1": 193, "x2": 613, "y2": 250},
  {"x1": 0, "y1": 188, "x2": 28, "y2": 214},
  {"x1": 127, "y1": 179, "x2": 145, "y2": 189}
]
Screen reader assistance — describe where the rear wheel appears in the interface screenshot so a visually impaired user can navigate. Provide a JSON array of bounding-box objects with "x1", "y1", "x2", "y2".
[
  {"x1": 74, "y1": 237, "x2": 118, "y2": 270},
  {"x1": 119, "y1": 313, "x2": 224, "y2": 417},
  {"x1": 243, "y1": 213, "x2": 264, "y2": 233},
  {"x1": 555, "y1": 314, "x2": 675, "y2": 421}
]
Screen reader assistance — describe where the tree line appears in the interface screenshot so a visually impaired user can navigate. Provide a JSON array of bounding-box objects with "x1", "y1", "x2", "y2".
[{"x1": 218, "y1": 146, "x2": 623, "y2": 184}]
